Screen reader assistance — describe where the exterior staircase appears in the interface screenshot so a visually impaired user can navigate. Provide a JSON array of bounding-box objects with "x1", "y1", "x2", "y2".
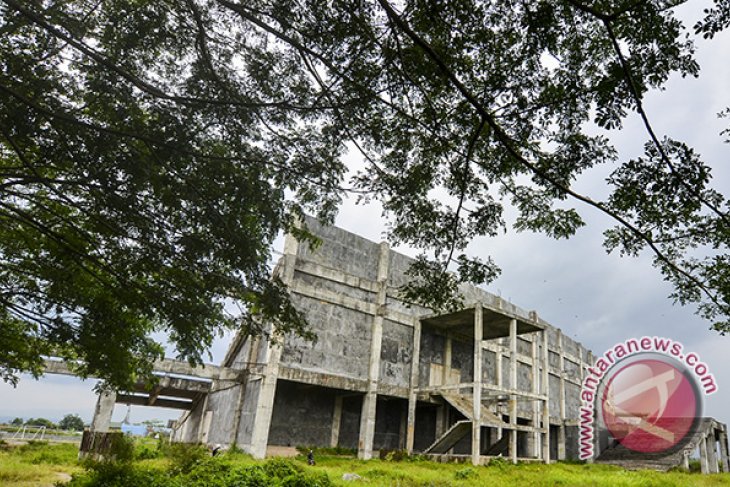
[
  {"x1": 422, "y1": 393, "x2": 508, "y2": 455},
  {"x1": 424, "y1": 420, "x2": 472, "y2": 454}
]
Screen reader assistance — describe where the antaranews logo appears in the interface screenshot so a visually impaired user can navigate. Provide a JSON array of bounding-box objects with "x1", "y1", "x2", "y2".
[{"x1": 579, "y1": 336, "x2": 717, "y2": 460}]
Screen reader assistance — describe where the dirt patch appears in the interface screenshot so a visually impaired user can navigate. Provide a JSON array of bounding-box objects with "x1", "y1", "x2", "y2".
[{"x1": 266, "y1": 445, "x2": 299, "y2": 457}]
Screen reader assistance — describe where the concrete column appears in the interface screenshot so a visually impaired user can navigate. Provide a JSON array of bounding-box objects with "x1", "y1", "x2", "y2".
[
  {"x1": 399, "y1": 403, "x2": 408, "y2": 449},
  {"x1": 248, "y1": 232, "x2": 299, "y2": 458},
  {"x1": 719, "y1": 431, "x2": 730, "y2": 473},
  {"x1": 557, "y1": 331, "x2": 566, "y2": 461},
  {"x1": 358, "y1": 241, "x2": 389, "y2": 460},
  {"x1": 435, "y1": 333, "x2": 452, "y2": 437},
  {"x1": 509, "y1": 319, "x2": 517, "y2": 464},
  {"x1": 196, "y1": 392, "x2": 211, "y2": 443},
  {"x1": 531, "y1": 334, "x2": 540, "y2": 458},
  {"x1": 700, "y1": 434, "x2": 709, "y2": 474},
  {"x1": 406, "y1": 318, "x2": 422, "y2": 454},
  {"x1": 472, "y1": 304, "x2": 483, "y2": 466},
  {"x1": 331, "y1": 396, "x2": 343, "y2": 448},
  {"x1": 91, "y1": 389, "x2": 116, "y2": 432},
  {"x1": 541, "y1": 330, "x2": 550, "y2": 463},
  {"x1": 443, "y1": 334, "x2": 452, "y2": 385},
  {"x1": 707, "y1": 433, "x2": 719, "y2": 473},
  {"x1": 496, "y1": 338, "x2": 503, "y2": 440},
  {"x1": 682, "y1": 450, "x2": 690, "y2": 471}
]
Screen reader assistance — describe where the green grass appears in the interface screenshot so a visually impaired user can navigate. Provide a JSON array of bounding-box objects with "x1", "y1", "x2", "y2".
[
  {"x1": 309, "y1": 455, "x2": 730, "y2": 486},
  {"x1": 1, "y1": 439, "x2": 730, "y2": 486},
  {"x1": 0, "y1": 440, "x2": 82, "y2": 486}
]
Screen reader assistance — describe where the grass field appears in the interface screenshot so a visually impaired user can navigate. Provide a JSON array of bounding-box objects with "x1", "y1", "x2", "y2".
[{"x1": 2, "y1": 439, "x2": 730, "y2": 486}]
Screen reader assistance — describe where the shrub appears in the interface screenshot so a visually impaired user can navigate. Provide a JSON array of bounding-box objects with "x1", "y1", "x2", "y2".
[
  {"x1": 263, "y1": 457, "x2": 303, "y2": 479},
  {"x1": 134, "y1": 444, "x2": 161, "y2": 461},
  {"x1": 454, "y1": 467, "x2": 477, "y2": 480},
  {"x1": 487, "y1": 457, "x2": 510, "y2": 470},
  {"x1": 280, "y1": 471, "x2": 332, "y2": 487},
  {"x1": 380, "y1": 449, "x2": 408, "y2": 462},
  {"x1": 227, "y1": 464, "x2": 270, "y2": 487},
  {"x1": 165, "y1": 443, "x2": 209, "y2": 474}
]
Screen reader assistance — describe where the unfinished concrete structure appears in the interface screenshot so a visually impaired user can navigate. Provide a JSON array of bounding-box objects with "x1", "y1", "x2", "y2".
[
  {"x1": 166, "y1": 218, "x2": 597, "y2": 465},
  {"x1": 42, "y1": 218, "x2": 727, "y2": 470}
]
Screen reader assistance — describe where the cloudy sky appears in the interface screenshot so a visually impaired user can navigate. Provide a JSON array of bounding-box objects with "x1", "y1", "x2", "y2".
[{"x1": 2, "y1": 2, "x2": 729, "y2": 428}]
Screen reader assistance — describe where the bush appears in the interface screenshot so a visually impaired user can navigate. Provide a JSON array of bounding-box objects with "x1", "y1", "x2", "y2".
[
  {"x1": 454, "y1": 466, "x2": 477, "y2": 480},
  {"x1": 134, "y1": 443, "x2": 161, "y2": 461},
  {"x1": 164, "y1": 443, "x2": 209, "y2": 474},
  {"x1": 380, "y1": 449, "x2": 408, "y2": 462},
  {"x1": 66, "y1": 463, "x2": 169, "y2": 487},
  {"x1": 227, "y1": 464, "x2": 270, "y2": 487},
  {"x1": 280, "y1": 471, "x2": 332, "y2": 487},
  {"x1": 263, "y1": 457, "x2": 303, "y2": 479},
  {"x1": 487, "y1": 457, "x2": 510, "y2": 470}
]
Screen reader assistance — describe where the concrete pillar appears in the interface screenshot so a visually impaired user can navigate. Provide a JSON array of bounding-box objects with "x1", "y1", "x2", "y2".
[
  {"x1": 358, "y1": 241, "x2": 389, "y2": 460},
  {"x1": 443, "y1": 334, "x2": 452, "y2": 383},
  {"x1": 719, "y1": 431, "x2": 730, "y2": 473},
  {"x1": 248, "y1": 232, "x2": 299, "y2": 458},
  {"x1": 406, "y1": 318, "x2": 422, "y2": 454},
  {"x1": 496, "y1": 338, "x2": 503, "y2": 440},
  {"x1": 472, "y1": 304, "x2": 483, "y2": 466},
  {"x1": 399, "y1": 403, "x2": 408, "y2": 449},
  {"x1": 331, "y1": 396, "x2": 343, "y2": 448},
  {"x1": 557, "y1": 331, "x2": 566, "y2": 461},
  {"x1": 531, "y1": 334, "x2": 540, "y2": 458},
  {"x1": 196, "y1": 392, "x2": 211, "y2": 443},
  {"x1": 541, "y1": 330, "x2": 550, "y2": 463},
  {"x1": 682, "y1": 450, "x2": 690, "y2": 471},
  {"x1": 700, "y1": 434, "x2": 709, "y2": 474},
  {"x1": 435, "y1": 333, "x2": 452, "y2": 438},
  {"x1": 707, "y1": 433, "x2": 719, "y2": 473},
  {"x1": 91, "y1": 389, "x2": 116, "y2": 432},
  {"x1": 509, "y1": 319, "x2": 517, "y2": 464}
]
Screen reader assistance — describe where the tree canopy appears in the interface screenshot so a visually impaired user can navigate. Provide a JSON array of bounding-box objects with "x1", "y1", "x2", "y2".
[
  {"x1": 58, "y1": 413, "x2": 85, "y2": 431},
  {"x1": 1, "y1": 0, "x2": 729, "y2": 388}
]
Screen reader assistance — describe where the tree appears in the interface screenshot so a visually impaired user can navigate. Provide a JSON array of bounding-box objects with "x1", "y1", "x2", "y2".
[
  {"x1": 58, "y1": 413, "x2": 85, "y2": 431},
  {"x1": 26, "y1": 417, "x2": 55, "y2": 428},
  {"x1": 1, "y1": 0, "x2": 729, "y2": 387},
  {"x1": 10, "y1": 417, "x2": 23, "y2": 426}
]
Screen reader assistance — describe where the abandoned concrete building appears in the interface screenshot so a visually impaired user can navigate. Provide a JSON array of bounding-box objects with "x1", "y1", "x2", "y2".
[
  {"x1": 66, "y1": 218, "x2": 728, "y2": 470},
  {"x1": 166, "y1": 218, "x2": 596, "y2": 465}
]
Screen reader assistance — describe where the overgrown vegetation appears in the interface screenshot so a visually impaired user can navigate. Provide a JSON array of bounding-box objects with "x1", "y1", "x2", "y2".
[{"x1": 1, "y1": 440, "x2": 730, "y2": 486}]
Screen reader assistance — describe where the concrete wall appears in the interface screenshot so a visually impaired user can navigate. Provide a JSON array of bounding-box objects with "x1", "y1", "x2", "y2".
[
  {"x1": 280, "y1": 293, "x2": 372, "y2": 380},
  {"x1": 268, "y1": 381, "x2": 336, "y2": 447}
]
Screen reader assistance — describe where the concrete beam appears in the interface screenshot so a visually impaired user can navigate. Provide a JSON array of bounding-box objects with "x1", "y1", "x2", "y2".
[
  {"x1": 43, "y1": 357, "x2": 241, "y2": 382},
  {"x1": 116, "y1": 394, "x2": 193, "y2": 410}
]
